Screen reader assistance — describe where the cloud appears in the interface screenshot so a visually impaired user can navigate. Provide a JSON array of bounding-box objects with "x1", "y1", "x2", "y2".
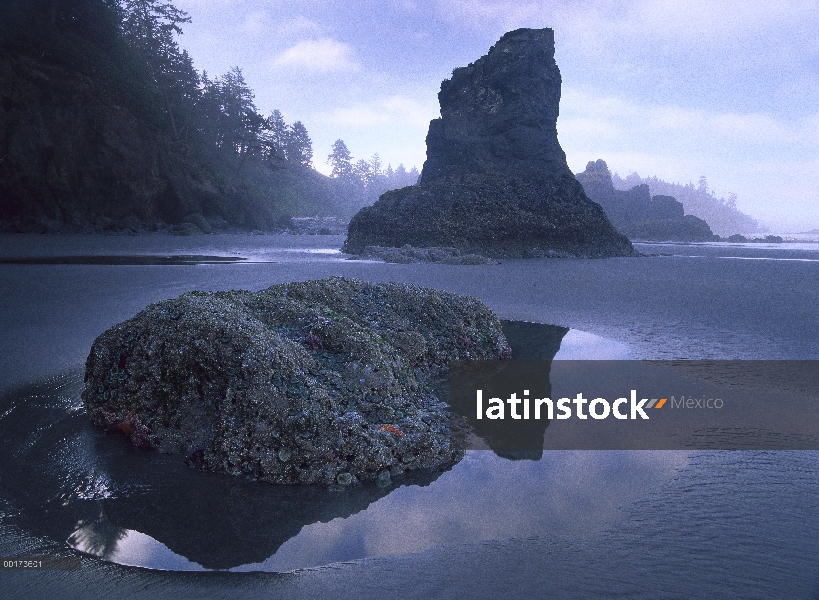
[
  {"x1": 275, "y1": 15, "x2": 323, "y2": 38},
  {"x1": 242, "y1": 10, "x2": 270, "y2": 37},
  {"x1": 434, "y1": 0, "x2": 818, "y2": 39},
  {"x1": 556, "y1": 86, "x2": 819, "y2": 224},
  {"x1": 560, "y1": 88, "x2": 819, "y2": 148},
  {"x1": 434, "y1": 0, "x2": 819, "y2": 75},
  {"x1": 306, "y1": 95, "x2": 437, "y2": 177},
  {"x1": 315, "y1": 95, "x2": 438, "y2": 128},
  {"x1": 243, "y1": 11, "x2": 322, "y2": 39},
  {"x1": 392, "y1": 0, "x2": 420, "y2": 9},
  {"x1": 271, "y1": 38, "x2": 359, "y2": 72},
  {"x1": 434, "y1": 0, "x2": 548, "y2": 32}
]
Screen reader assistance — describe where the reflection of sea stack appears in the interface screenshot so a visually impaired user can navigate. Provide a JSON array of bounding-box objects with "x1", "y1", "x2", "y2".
[
  {"x1": 449, "y1": 321, "x2": 569, "y2": 461},
  {"x1": 344, "y1": 28, "x2": 635, "y2": 258}
]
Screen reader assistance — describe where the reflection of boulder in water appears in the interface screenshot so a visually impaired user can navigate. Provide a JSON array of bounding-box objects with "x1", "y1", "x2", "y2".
[
  {"x1": 1, "y1": 321, "x2": 567, "y2": 572},
  {"x1": 0, "y1": 376, "x2": 448, "y2": 571},
  {"x1": 450, "y1": 321, "x2": 568, "y2": 460},
  {"x1": 87, "y1": 461, "x2": 446, "y2": 570}
]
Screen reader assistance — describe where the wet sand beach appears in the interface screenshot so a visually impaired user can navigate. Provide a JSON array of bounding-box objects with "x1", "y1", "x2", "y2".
[{"x1": 2, "y1": 233, "x2": 819, "y2": 598}]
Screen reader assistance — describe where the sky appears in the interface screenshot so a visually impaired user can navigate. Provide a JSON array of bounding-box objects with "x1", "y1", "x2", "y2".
[{"x1": 172, "y1": 0, "x2": 819, "y2": 231}]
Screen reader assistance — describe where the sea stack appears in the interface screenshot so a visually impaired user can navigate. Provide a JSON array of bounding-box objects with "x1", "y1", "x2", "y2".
[{"x1": 344, "y1": 28, "x2": 635, "y2": 258}]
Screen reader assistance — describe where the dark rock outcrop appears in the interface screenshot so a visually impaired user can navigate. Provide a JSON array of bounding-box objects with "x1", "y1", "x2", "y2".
[
  {"x1": 82, "y1": 276, "x2": 511, "y2": 486},
  {"x1": 611, "y1": 171, "x2": 762, "y2": 237},
  {"x1": 350, "y1": 244, "x2": 499, "y2": 264},
  {"x1": 420, "y1": 29, "x2": 565, "y2": 183},
  {"x1": 576, "y1": 159, "x2": 718, "y2": 242},
  {"x1": 344, "y1": 29, "x2": 635, "y2": 258}
]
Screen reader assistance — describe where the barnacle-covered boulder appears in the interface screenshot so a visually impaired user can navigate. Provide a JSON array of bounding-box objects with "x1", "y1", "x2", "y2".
[{"x1": 82, "y1": 276, "x2": 511, "y2": 485}]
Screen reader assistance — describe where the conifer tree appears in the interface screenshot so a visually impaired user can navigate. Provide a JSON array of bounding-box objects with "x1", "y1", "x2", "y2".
[
  {"x1": 285, "y1": 121, "x2": 313, "y2": 167},
  {"x1": 328, "y1": 139, "x2": 354, "y2": 181},
  {"x1": 265, "y1": 110, "x2": 288, "y2": 159}
]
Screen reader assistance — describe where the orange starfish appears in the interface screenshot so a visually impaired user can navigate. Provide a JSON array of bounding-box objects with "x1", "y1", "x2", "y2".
[{"x1": 378, "y1": 424, "x2": 405, "y2": 437}]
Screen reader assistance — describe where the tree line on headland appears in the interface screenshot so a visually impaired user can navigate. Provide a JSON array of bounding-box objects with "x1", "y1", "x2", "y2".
[{"x1": 0, "y1": 0, "x2": 418, "y2": 233}]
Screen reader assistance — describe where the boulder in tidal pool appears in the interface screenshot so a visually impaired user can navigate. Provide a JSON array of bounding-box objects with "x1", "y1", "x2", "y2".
[{"x1": 82, "y1": 276, "x2": 511, "y2": 485}]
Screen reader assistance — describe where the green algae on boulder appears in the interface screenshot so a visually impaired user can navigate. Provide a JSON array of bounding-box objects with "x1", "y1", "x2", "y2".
[{"x1": 82, "y1": 276, "x2": 511, "y2": 485}]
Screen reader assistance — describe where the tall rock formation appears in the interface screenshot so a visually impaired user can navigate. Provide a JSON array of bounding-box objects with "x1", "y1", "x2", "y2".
[
  {"x1": 421, "y1": 28, "x2": 565, "y2": 182},
  {"x1": 576, "y1": 159, "x2": 717, "y2": 242},
  {"x1": 344, "y1": 28, "x2": 635, "y2": 258}
]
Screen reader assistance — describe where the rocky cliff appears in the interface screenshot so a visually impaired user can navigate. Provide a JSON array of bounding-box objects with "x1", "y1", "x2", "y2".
[
  {"x1": 421, "y1": 28, "x2": 565, "y2": 183},
  {"x1": 576, "y1": 159, "x2": 717, "y2": 242},
  {"x1": 344, "y1": 28, "x2": 635, "y2": 258}
]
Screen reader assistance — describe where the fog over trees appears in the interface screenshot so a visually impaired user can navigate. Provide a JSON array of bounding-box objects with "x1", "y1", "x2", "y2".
[
  {"x1": 611, "y1": 172, "x2": 762, "y2": 236},
  {"x1": 115, "y1": 0, "x2": 419, "y2": 217},
  {"x1": 328, "y1": 140, "x2": 420, "y2": 216}
]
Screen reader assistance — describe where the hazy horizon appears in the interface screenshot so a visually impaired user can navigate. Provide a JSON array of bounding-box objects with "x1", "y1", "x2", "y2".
[{"x1": 170, "y1": 0, "x2": 819, "y2": 232}]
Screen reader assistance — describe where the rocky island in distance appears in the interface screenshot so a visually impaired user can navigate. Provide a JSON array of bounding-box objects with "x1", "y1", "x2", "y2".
[{"x1": 576, "y1": 159, "x2": 718, "y2": 243}]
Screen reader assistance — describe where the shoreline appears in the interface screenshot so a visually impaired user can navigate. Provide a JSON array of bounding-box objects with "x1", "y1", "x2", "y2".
[
  {"x1": 2, "y1": 236, "x2": 817, "y2": 391},
  {"x1": 2, "y1": 229, "x2": 815, "y2": 243}
]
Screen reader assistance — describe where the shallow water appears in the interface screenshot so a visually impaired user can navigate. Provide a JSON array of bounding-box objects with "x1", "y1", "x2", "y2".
[
  {"x1": 1, "y1": 354, "x2": 692, "y2": 573},
  {"x1": 1, "y1": 233, "x2": 819, "y2": 597}
]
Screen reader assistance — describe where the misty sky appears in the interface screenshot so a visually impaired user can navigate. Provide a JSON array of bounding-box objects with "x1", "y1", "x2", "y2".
[{"x1": 173, "y1": 0, "x2": 819, "y2": 230}]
